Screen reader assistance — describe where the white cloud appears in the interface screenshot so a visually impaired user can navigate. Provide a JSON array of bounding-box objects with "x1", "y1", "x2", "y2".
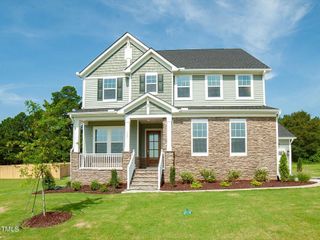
[
  {"x1": 0, "y1": 85, "x2": 30, "y2": 105},
  {"x1": 103, "y1": 0, "x2": 311, "y2": 56}
]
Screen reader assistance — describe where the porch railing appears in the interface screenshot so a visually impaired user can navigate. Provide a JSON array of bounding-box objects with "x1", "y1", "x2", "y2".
[
  {"x1": 157, "y1": 150, "x2": 164, "y2": 190},
  {"x1": 127, "y1": 150, "x2": 135, "y2": 189},
  {"x1": 79, "y1": 153, "x2": 123, "y2": 170}
]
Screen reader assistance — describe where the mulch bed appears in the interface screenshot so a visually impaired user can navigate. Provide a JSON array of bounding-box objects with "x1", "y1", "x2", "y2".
[
  {"x1": 41, "y1": 183, "x2": 126, "y2": 194},
  {"x1": 22, "y1": 211, "x2": 72, "y2": 228},
  {"x1": 161, "y1": 180, "x2": 315, "y2": 191}
]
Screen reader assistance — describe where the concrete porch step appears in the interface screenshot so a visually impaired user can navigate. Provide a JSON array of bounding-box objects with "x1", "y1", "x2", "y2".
[
  {"x1": 130, "y1": 181, "x2": 158, "y2": 186},
  {"x1": 132, "y1": 177, "x2": 157, "y2": 182},
  {"x1": 127, "y1": 186, "x2": 158, "y2": 191}
]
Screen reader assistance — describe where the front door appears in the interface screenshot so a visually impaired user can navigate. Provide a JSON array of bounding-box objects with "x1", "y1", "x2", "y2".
[{"x1": 146, "y1": 130, "x2": 161, "y2": 167}]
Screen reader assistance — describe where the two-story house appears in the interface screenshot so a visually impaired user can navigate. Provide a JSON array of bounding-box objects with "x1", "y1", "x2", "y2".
[{"x1": 69, "y1": 33, "x2": 295, "y2": 190}]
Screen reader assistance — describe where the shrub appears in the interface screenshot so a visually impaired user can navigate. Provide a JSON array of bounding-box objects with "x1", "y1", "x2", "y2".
[
  {"x1": 180, "y1": 172, "x2": 194, "y2": 184},
  {"x1": 90, "y1": 180, "x2": 101, "y2": 191},
  {"x1": 109, "y1": 170, "x2": 120, "y2": 188},
  {"x1": 170, "y1": 167, "x2": 176, "y2": 186},
  {"x1": 288, "y1": 174, "x2": 297, "y2": 182},
  {"x1": 100, "y1": 184, "x2": 108, "y2": 192},
  {"x1": 250, "y1": 179, "x2": 262, "y2": 187},
  {"x1": 279, "y1": 153, "x2": 290, "y2": 182},
  {"x1": 66, "y1": 181, "x2": 71, "y2": 188},
  {"x1": 43, "y1": 170, "x2": 56, "y2": 190},
  {"x1": 254, "y1": 168, "x2": 268, "y2": 182},
  {"x1": 200, "y1": 169, "x2": 216, "y2": 183},
  {"x1": 191, "y1": 181, "x2": 203, "y2": 189},
  {"x1": 71, "y1": 181, "x2": 81, "y2": 191},
  {"x1": 220, "y1": 181, "x2": 231, "y2": 187},
  {"x1": 297, "y1": 158, "x2": 303, "y2": 172},
  {"x1": 227, "y1": 170, "x2": 241, "y2": 182},
  {"x1": 297, "y1": 172, "x2": 311, "y2": 182}
]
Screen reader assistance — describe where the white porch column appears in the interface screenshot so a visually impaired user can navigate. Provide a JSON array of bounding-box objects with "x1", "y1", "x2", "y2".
[
  {"x1": 73, "y1": 119, "x2": 81, "y2": 153},
  {"x1": 124, "y1": 116, "x2": 131, "y2": 151},
  {"x1": 166, "y1": 115, "x2": 172, "y2": 151}
]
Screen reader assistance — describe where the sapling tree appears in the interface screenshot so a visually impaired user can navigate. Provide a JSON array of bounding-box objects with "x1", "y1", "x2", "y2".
[{"x1": 279, "y1": 153, "x2": 290, "y2": 182}]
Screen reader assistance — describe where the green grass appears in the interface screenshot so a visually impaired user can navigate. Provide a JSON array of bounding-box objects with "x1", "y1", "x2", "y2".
[
  {"x1": 292, "y1": 162, "x2": 320, "y2": 177},
  {"x1": 0, "y1": 179, "x2": 320, "y2": 239}
]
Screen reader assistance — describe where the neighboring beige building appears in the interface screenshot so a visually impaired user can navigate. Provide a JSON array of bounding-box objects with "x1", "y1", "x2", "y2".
[{"x1": 69, "y1": 33, "x2": 295, "y2": 190}]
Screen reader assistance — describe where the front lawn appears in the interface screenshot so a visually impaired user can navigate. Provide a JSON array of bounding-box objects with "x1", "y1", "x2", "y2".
[
  {"x1": 292, "y1": 162, "x2": 320, "y2": 177},
  {"x1": 0, "y1": 179, "x2": 320, "y2": 239}
]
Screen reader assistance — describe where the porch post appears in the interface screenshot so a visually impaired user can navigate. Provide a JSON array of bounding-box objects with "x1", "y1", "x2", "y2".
[
  {"x1": 124, "y1": 116, "x2": 131, "y2": 152},
  {"x1": 166, "y1": 115, "x2": 172, "y2": 151},
  {"x1": 73, "y1": 119, "x2": 81, "y2": 153}
]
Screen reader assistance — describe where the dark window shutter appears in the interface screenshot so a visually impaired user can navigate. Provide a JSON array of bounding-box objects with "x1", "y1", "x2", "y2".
[
  {"x1": 139, "y1": 74, "x2": 145, "y2": 93},
  {"x1": 97, "y1": 79, "x2": 103, "y2": 101},
  {"x1": 117, "y1": 78, "x2": 123, "y2": 101},
  {"x1": 158, "y1": 74, "x2": 164, "y2": 93}
]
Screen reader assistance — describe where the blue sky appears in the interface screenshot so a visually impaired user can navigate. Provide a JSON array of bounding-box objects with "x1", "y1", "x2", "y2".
[{"x1": 0, "y1": 0, "x2": 319, "y2": 120}]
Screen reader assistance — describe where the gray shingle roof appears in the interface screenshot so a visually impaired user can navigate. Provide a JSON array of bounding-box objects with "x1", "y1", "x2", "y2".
[
  {"x1": 181, "y1": 106, "x2": 277, "y2": 110},
  {"x1": 156, "y1": 49, "x2": 270, "y2": 69},
  {"x1": 278, "y1": 124, "x2": 296, "y2": 138}
]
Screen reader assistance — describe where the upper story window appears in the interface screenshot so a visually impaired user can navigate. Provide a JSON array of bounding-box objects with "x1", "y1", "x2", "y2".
[
  {"x1": 206, "y1": 75, "x2": 223, "y2": 99},
  {"x1": 103, "y1": 78, "x2": 117, "y2": 101},
  {"x1": 230, "y1": 119, "x2": 247, "y2": 156},
  {"x1": 192, "y1": 119, "x2": 208, "y2": 156},
  {"x1": 145, "y1": 73, "x2": 158, "y2": 93},
  {"x1": 94, "y1": 127, "x2": 124, "y2": 153},
  {"x1": 175, "y1": 75, "x2": 192, "y2": 100},
  {"x1": 236, "y1": 75, "x2": 253, "y2": 99}
]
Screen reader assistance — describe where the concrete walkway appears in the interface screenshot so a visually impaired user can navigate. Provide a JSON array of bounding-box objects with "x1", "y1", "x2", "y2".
[{"x1": 122, "y1": 178, "x2": 320, "y2": 194}]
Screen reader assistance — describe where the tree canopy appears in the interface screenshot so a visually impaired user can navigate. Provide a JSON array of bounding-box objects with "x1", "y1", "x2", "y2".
[
  {"x1": 0, "y1": 86, "x2": 81, "y2": 165},
  {"x1": 279, "y1": 111, "x2": 320, "y2": 162}
]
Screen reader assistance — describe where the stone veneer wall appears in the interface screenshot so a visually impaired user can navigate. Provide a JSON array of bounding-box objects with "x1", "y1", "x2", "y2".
[
  {"x1": 171, "y1": 117, "x2": 277, "y2": 180},
  {"x1": 70, "y1": 151, "x2": 131, "y2": 185}
]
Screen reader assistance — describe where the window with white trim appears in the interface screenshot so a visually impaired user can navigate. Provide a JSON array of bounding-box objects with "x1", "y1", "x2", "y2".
[
  {"x1": 145, "y1": 73, "x2": 157, "y2": 93},
  {"x1": 103, "y1": 78, "x2": 117, "y2": 100},
  {"x1": 237, "y1": 75, "x2": 252, "y2": 98},
  {"x1": 94, "y1": 127, "x2": 124, "y2": 153},
  {"x1": 230, "y1": 119, "x2": 247, "y2": 155},
  {"x1": 176, "y1": 75, "x2": 191, "y2": 99},
  {"x1": 192, "y1": 119, "x2": 208, "y2": 156},
  {"x1": 207, "y1": 75, "x2": 222, "y2": 99}
]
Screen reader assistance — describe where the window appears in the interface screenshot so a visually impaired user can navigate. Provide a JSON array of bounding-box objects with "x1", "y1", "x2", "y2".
[
  {"x1": 145, "y1": 73, "x2": 157, "y2": 93},
  {"x1": 176, "y1": 75, "x2": 192, "y2": 99},
  {"x1": 230, "y1": 119, "x2": 247, "y2": 156},
  {"x1": 237, "y1": 75, "x2": 253, "y2": 98},
  {"x1": 94, "y1": 128, "x2": 108, "y2": 153},
  {"x1": 103, "y1": 78, "x2": 117, "y2": 100},
  {"x1": 206, "y1": 75, "x2": 222, "y2": 99},
  {"x1": 94, "y1": 127, "x2": 124, "y2": 153},
  {"x1": 192, "y1": 119, "x2": 208, "y2": 156}
]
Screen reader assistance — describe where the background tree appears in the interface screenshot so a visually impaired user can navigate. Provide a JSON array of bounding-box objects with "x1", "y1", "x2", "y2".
[{"x1": 279, "y1": 111, "x2": 320, "y2": 162}]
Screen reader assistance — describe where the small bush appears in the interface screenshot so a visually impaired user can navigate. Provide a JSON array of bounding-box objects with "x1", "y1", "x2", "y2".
[
  {"x1": 71, "y1": 181, "x2": 81, "y2": 191},
  {"x1": 254, "y1": 168, "x2": 268, "y2": 182},
  {"x1": 220, "y1": 181, "x2": 231, "y2": 187},
  {"x1": 227, "y1": 170, "x2": 241, "y2": 182},
  {"x1": 109, "y1": 170, "x2": 120, "y2": 188},
  {"x1": 288, "y1": 175, "x2": 297, "y2": 182},
  {"x1": 297, "y1": 172, "x2": 311, "y2": 182},
  {"x1": 200, "y1": 169, "x2": 216, "y2": 183},
  {"x1": 191, "y1": 181, "x2": 203, "y2": 189},
  {"x1": 66, "y1": 181, "x2": 71, "y2": 188},
  {"x1": 180, "y1": 172, "x2": 194, "y2": 184},
  {"x1": 250, "y1": 179, "x2": 262, "y2": 187},
  {"x1": 170, "y1": 167, "x2": 176, "y2": 186},
  {"x1": 90, "y1": 180, "x2": 101, "y2": 191},
  {"x1": 279, "y1": 153, "x2": 290, "y2": 182},
  {"x1": 100, "y1": 184, "x2": 108, "y2": 192},
  {"x1": 297, "y1": 158, "x2": 303, "y2": 172},
  {"x1": 43, "y1": 170, "x2": 56, "y2": 190}
]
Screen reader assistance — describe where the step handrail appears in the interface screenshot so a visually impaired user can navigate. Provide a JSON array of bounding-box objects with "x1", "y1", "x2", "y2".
[
  {"x1": 127, "y1": 150, "x2": 135, "y2": 190},
  {"x1": 157, "y1": 150, "x2": 164, "y2": 190}
]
